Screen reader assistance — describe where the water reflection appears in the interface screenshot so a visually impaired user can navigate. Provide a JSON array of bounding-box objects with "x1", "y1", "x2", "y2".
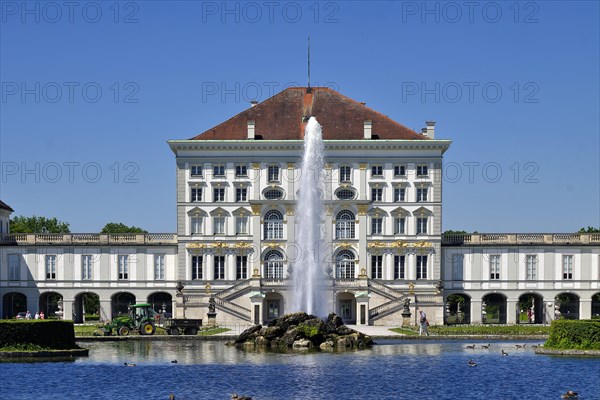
[{"x1": 0, "y1": 340, "x2": 598, "y2": 400}]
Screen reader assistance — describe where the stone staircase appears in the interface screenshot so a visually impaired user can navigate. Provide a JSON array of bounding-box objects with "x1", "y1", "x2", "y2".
[
  {"x1": 368, "y1": 280, "x2": 408, "y2": 322},
  {"x1": 212, "y1": 279, "x2": 252, "y2": 322}
]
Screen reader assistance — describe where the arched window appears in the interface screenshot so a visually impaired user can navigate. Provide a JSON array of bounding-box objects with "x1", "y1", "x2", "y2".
[
  {"x1": 264, "y1": 250, "x2": 284, "y2": 279},
  {"x1": 336, "y1": 250, "x2": 355, "y2": 279},
  {"x1": 335, "y1": 210, "x2": 355, "y2": 239},
  {"x1": 264, "y1": 210, "x2": 284, "y2": 239}
]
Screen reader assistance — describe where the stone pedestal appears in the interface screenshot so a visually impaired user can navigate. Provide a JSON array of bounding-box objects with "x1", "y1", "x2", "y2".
[
  {"x1": 402, "y1": 311, "x2": 412, "y2": 327},
  {"x1": 207, "y1": 312, "x2": 217, "y2": 328}
]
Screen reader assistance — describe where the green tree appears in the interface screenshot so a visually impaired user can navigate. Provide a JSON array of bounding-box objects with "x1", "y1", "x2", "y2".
[
  {"x1": 10, "y1": 215, "x2": 70, "y2": 233},
  {"x1": 578, "y1": 226, "x2": 600, "y2": 233},
  {"x1": 443, "y1": 230, "x2": 467, "y2": 235},
  {"x1": 101, "y1": 222, "x2": 147, "y2": 234}
]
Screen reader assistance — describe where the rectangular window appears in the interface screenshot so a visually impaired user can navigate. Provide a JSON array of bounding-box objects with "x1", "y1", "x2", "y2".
[
  {"x1": 371, "y1": 165, "x2": 383, "y2": 177},
  {"x1": 214, "y1": 188, "x2": 225, "y2": 202},
  {"x1": 236, "y1": 216, "x2": 248, "y2": 234},
  {"x1": 371, "y1": 188, "x2": 383, "y2": 202},
  {"x1": 490, "y1": 255, "x2": 500, "y2": 280},
  {"x1": 190, "y1": 217, "x2": 202, "y2": 234},
  {"x1": 235, "y1": 164, "x2": 247, "y2": 177},
  {"x1": 191, "y1": 188, "x2": 202, "y2": 202},
  {"x1": 526, "y1": 255, "x2": 537, "y2": 280},
  {"x1": 213, "y1": 164, "x2": 225, "y2": 177},
  {"x1": 154, "y1": 254, "x2": 165, "y2": 280},
  {"x1": 268, "y1": 165, "x2": 280, "y2": 182},
  {"x1": 236, "y1": 187, "x2": 247, "y2": 202},
  {"x1": 371, "y1": 255, "x2": 383, "y2": 279},
  {"x1": 452, "y1": 254, "x2": 464, "y2": 281},
  {"x1": 417, "y1": 217, "x2": 428, "y2": 234},
  {"x1": 82, "y1": 255, "x2": 93, "y2": 280},
  {"x1": 191, "y1": 165, "x2": 203, "y2": 177},
  {"x1": 417, "y1": 187, "x2": 428, "y2": 202},
  {"x1": 417, "y1": 255, "x2": 428, "y2": 279},
  {"x1": 214, "y1": 216, "x2": 226, "y2": 234},
  {"x1": 394, "y1": 217, "x2": 405, "y2": 234},
  {"x1": 339, "y1": 166, "x2": 352, "y2": 182},
  {"x1": 118, "y1": 255, "x2": 129, "y2": 280},
  {"x1": 192, "y1": 255, "x2": 203, "y2": 280},
  {"x1": 394, "y1": 187, "x2": 406, "y2": 202},
  {"x1": 417, "y1": 164, "x2": 429, "y2": 177},
  {"x1": 236, "y1": 256, "x2": 248, "y2": 280},
  {"x1": 394, "y1": 255, "x2": 405, "y2": 279},
  {"x1": 394, "y1": 165, "x2": 406, "y2": 177},
  {"x1": 562, "y1": 255, "x2": 573, "y2": 280},
  {"x1": 371, "y1": 217, "x2": 383, "y2": 235},
  {"x1": 8, "y1": 254, "x2": 20, "y2": 280},
  {"x1": 45, "y1": 255, "x2": 57, "y2": 280},
  {"x1": 214, "y1": 255, "x2": 225, "y2": 280}
]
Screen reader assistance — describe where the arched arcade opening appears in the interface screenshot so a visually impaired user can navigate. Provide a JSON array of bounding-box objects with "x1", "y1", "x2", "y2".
[
  {"x1": 39, "y1": 291, "x2": 63, "y2": 319},
  {"x1": 445, "y1": 293, "x2": 471, "y2": 325},
  {"x1": 482, "y1": 293, "x2": 507, "y2": 324},
  {"x1": 111, "y1": 292, "x2": 136, "y2": 318},
  {"x1": 2, "y1": 292, "x2": 26, "y2": 319},
  {"x1": 518, "y1": 293, "x2": 544, "y2": 324}
]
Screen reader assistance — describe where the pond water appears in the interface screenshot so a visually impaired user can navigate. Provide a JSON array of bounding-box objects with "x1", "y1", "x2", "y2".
[{"x1": 1, "y1": 340, "x2": 599, "y2": 400}]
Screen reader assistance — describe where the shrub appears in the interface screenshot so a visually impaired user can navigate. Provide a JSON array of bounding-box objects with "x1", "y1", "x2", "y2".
[
  {"x1": 544, "y1": 320, "x2": 600, "y2": 350},
  {"x1": 0, "y1": 320, "x2": 78, "y2": 350},
  {"x1": 429, "y1": 325, "x2": 550, "y2": 336}
]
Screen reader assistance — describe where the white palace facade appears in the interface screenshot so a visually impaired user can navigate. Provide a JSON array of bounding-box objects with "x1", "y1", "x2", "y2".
[{"x1": 1, "y1": 87, "x2": 599, "y2": 326}]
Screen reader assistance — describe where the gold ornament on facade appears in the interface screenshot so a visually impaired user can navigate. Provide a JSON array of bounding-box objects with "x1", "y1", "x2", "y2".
[
  {"x1": 286, "y1": 206, "x2": 295, "y2": 216},
  {"x1": 359, "y1": 163, "x2": 367, "y2": 170},
  {"x1": 252, "y1": 163, "x2": 260, "y2": 169},
  {"x1": 250, "y1": 205, "x2": 261, "y2": 215},
  {"x1": 408, "y1": 282, "x2": 415, "y2": 295},
  {"x1": 287, "y1": 163, "x2": 294, "y2": 169},
  {"x1": 186, "y1": 242, "x2": 206, "y2": 249},
  {"x1": 234, "y1": 242, "x2": 252, "y2": 249},
  {"x1": 358, "y1": 205, "x2": 368, "y2": 215},
  {"x1": 368, "y1": 241, "x2": 387, "y2": 248},
  {"x1": 205, "y1": 283, "x2": 211, "y2": 295}
]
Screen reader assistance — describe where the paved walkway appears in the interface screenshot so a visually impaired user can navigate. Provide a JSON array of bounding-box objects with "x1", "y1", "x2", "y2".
[{"x1": 345, "y1": 325, "x2": 403, "y2": 337}]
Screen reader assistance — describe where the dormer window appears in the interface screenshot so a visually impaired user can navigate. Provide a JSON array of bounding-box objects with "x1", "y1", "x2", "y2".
[
  {"x1": 371, "y1": 165, "x2": 383, "y2": 177},
  {"x1": 191, "y1": 165, "x2": 203, "y2": 177},
  {"x1": 235, "y1": 164, "x2": 248, "y2": 177},
  {"x1": 268, "y1": 165, "x2": 280, "y2": 183},
  {"x1": 394, "y1": 165, "x2": 406, "y2": 177},
  {"x1": 339, "y1": 165, "x2": 352, "y2": 183},
  {"x1": 213, "y1": 164, "x2": 225, "y2": 177}
]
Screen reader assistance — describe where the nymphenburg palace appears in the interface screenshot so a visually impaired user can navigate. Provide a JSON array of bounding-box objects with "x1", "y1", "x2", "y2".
[{"x1": 1, "y1": 88, "x2": 599, "y2": 325}]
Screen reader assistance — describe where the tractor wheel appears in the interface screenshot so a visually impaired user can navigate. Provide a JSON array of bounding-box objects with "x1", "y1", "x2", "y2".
[
  {"x1": 169, "y1": 327, "x2": 180, "y2": 336},
  {"x1": 184, "y1": 327, "x2": 198, "y2": 336},
  {"x1": 141, "y1": 322, "x2": 155, "y2": 335},
  {"x1": 118, "y1": 326, "x2": 130, "y2": 336}
]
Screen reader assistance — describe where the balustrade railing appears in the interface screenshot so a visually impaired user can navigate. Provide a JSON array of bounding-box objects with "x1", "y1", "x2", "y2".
[
  {"x1": 443, "y1": 233, "x2": 597, "y2": 245},
  {"x1": 0, "y1": 233, "x2": 178, "y2": 245}
]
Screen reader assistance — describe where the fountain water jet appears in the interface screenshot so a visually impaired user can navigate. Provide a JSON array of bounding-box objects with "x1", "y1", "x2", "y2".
[{"x1": 293, "y1": 116, "x2": 329, "y2": 317}]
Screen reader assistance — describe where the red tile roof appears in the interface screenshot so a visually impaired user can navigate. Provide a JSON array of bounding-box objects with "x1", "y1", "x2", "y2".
[{"x1": 190, "y1": 87, "x2": 427, "y2": 141}]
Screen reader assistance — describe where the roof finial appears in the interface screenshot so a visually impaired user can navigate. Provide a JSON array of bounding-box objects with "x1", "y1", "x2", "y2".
[{"x1": 307, "y1": 36, "x2": 311, "y2": 93}]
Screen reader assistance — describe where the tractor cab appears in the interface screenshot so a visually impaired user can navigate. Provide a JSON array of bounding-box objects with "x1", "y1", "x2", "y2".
[{"x1": 130, "y1": 303, "x2": 158, "y2": 321}]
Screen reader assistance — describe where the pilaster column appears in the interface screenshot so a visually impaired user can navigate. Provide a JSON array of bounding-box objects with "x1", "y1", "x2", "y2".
[{"x1": 471, "y1": 299, "x2": 483, "y2": 324}]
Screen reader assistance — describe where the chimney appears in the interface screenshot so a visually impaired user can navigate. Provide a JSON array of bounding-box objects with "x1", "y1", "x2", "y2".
[
  {"x1": 250, "y1": 100, "x2": 258, "y2": 107},
  {"x1": 247, "y1": 120, "x2": 255, "y2": 139},
  {"x1": 364, "y1": 120, "x2": 372, "y2": 139},
  {"x1": 425, "y1": 121, "x2": 435, "y2": 139}
]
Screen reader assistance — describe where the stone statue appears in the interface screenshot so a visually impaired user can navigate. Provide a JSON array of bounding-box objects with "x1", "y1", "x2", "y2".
[
  {"x1": 208, "y1": 296, "x2": 216, "y2": 313},
  {"x1": 436, "y1": 280, "x2": 444, "y2": 294},
  {"x1": 176, "y1": 280, "x2": 184, "y2": 293},
  {"x1": 403, "y1": 298, "x2": 411, "y2": 313}
]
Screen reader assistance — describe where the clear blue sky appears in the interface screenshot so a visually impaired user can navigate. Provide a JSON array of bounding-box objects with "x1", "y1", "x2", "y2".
[{"x1": 1, "y1": 1, "x2": 598, "y2": 233}]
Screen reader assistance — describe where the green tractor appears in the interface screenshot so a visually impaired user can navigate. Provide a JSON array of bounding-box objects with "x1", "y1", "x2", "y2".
[{"x1": 104, "y1": 303, "x2": 158, "y2": 336}]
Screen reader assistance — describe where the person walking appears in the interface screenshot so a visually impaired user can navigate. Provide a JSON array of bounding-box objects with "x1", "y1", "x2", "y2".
[{"x1": 419, "y1": 310, "x2": 429, "y2": 336}]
